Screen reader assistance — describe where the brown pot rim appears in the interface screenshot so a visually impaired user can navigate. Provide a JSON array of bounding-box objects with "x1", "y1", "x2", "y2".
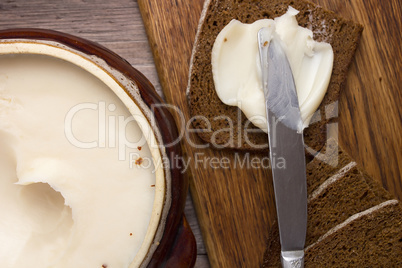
[{"x1": 0, "y1": 28, "x2": 190, "y2": 268}]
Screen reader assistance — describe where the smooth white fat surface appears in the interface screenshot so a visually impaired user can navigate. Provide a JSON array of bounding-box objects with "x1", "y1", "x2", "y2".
[{"x1": 0, "y1": 54, "x2": 158, "y2": 268}]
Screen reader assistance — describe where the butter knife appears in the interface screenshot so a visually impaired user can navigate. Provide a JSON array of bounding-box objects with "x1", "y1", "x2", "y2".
[{"x1": 258, "y1": 28, "x2": 308, "y2": 268}]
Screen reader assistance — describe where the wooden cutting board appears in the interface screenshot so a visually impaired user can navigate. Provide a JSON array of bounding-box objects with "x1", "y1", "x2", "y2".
[{"x1": 138, "y1": 0, "x2": 401, "y2": 267}]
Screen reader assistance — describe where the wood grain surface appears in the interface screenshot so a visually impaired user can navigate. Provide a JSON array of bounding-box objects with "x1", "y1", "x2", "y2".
[{"x1": 138, "y1": 0, "x2": 401, "y2": 267}]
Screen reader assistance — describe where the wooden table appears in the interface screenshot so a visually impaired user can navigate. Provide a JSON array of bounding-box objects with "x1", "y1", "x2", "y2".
[
  {"x1": 2, "y1": 1, "x2": 401, "y2": 267},
  {"x1": 0, "y1": 0, "x2": 209, "y2": 267}
]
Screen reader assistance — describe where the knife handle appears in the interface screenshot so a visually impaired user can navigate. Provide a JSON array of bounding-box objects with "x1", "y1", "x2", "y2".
[{"x1": 281, "y1": 250, "x2": 304, "y2": 268}]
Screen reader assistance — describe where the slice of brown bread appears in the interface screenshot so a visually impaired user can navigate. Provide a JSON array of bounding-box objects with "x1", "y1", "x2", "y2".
[
  {"x1": 306, "y1": 164, "x2": 390, "y2": 246},
  {"x1": 305, "y1": 138, "x2": 393, "y2": 201},
  {"x1": 262, "y1": 144, "x2": 398, "y2": 267},
  {"x1": 187, "y1": 0, "x2": 363, "y2": 152},
  {"x1": 304, "y1": 200, "x2": 402, "y2": 267},
  {"x1": 264, "y1": 200, "x2": 402, "y2": 267}
]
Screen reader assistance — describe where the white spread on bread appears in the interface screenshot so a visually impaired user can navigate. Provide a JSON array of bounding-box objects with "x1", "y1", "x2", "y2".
[
  {"x1": 211, "y1": 6, "x2": 334, "y2": 131},
  {"x1": 0, "y1": 54, "x2": 159, "y2": 267}
]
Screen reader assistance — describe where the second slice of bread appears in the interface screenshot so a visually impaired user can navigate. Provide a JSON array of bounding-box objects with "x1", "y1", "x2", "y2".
[{"x1": 262, "y1": 143, "x2": 400, "y2": 267}]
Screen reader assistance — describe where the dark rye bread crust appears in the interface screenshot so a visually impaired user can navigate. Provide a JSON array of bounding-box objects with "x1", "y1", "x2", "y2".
[
  {"x1": 305, "y1": 139, "x2": 393, "y2": 201},
  {"x1": 264, "y1": 200, "x2": 402, "y2": 267},
  {"x1": 304, "y1": 201, "x2": 402, "y2": 267},
  {"x1": 306, "y1": 165, "x2": 391, "y2": 246},
  {"x1": 262, "y1": 145, "x2": 399, "y2": 267},
  {"x1": 187, "y1": 0, "x2": 363, "y2": 152}
]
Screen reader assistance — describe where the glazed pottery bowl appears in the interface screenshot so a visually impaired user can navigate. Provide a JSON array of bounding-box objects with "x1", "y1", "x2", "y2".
[{"x1": 0, "y1": 29, "x2": 195, "y2": 268}]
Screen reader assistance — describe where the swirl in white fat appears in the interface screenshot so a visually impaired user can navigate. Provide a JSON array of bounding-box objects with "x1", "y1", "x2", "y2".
[{"x1": 0, "y1": 54, "x2": 157, "y2": 268}]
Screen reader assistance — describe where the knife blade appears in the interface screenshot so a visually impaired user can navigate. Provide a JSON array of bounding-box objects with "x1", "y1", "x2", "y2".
[{"x1": 258, "y1": 28, "x2": 308, "y2": 268}]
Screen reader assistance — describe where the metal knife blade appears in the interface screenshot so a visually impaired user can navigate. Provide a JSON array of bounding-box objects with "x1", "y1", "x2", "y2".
[{"x1": 258, "y1": 28, "x2": 308, "y2": 268}]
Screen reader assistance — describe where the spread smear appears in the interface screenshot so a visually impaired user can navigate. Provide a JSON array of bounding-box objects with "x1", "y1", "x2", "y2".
[{"x1": 212, "y1": 7, "x2": 334, "y2": 131}]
